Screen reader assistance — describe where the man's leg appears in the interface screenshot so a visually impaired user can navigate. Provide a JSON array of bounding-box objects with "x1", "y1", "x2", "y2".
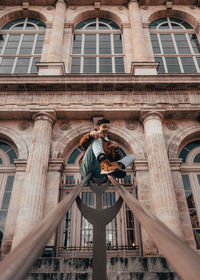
[{"x1": 117, "y1": 154, "x2": 136, "y2": 169}]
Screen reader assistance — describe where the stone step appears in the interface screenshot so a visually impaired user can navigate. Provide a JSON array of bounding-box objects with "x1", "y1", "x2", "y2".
[
  {"x1": 24, "y1": 257, "x2": 180, "y2": 279},
  {"x1": 25, "y1": 272, "x2": 179, "y2": 280}
]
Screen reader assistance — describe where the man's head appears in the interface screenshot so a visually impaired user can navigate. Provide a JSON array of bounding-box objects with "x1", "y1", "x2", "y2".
[{"x1": 96, "y1": 119, "x2": 110, "y2": 138}]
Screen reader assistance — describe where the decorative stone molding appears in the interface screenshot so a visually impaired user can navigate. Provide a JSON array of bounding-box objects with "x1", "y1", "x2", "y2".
[
  {"x1": 59, "y1": 120, "x2": 70, "y2": 130},
  {"x1": 131, "y1": 62, "x2": 159, "y2": 75},
  {"x1": 169, "y1": 158, "x2": 182, "y2": 171},
  {"x1": 140, "y1": 110, "x2": 164, "y2": 124},
  {"x1": 32, "y1": 111, "x2": 56, "y2": 124},
  {"x1": 37, "y1": 62, "x2": 66, "y2": 76},
  {"x1": 126, "y1": 120, "x2": 138, "y2": 130},
  {"x1": 14, "y1": 159, "x2": 27, "y2": 172},
  {"x1": 48, "y1": 158, "x2": 65, "y2": 171},
  {"x1": 94, "y1": 2, "x2": 101, "y2": 10},
  {"x1": 18, "y1": 121, "x2": 29, "y2": 131},
  {"x1": 166, "y1": 120, "x2": 178, "y2": 130}
]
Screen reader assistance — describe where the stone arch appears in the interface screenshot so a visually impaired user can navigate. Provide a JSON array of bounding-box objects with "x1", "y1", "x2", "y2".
[
  {"x1": 71, "y1": 9, "x2": 123, "y2": 29},
  {"x1": 142, "y1": 7, "x2": 198, "y2": 29},
  {"x1": 168, "y1": 126, "x2": 200, "y2": 158},
  {"x1": 0, "y1": 8, "x2": 48, "y2": 29},
  {"x1": 53, "y1": 123, "x2": 145, "y2": 159}
]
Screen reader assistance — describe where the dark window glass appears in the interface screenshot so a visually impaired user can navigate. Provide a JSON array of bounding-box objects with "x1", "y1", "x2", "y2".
[
  {"x1": 7, "y1": 149, "x2": 17, "y2": 163},
  {"x1": 99, "y1": 34, "x2": 111, "y2": 54},
  {"x1": 150, "y1": 34, "x2": 161, "y2": 54},
  {"x1": 84, "y1": 34, "x2": 96, "y2": 54},
  {"x1": 67, "y1": 148, "x2": 82, "y2": 164},
  {"x1": 114, "y1": 34, "x2": 123, "y2": 54},
  {"x1": 149, "y1": 18, "x2": 167, "y2": 29},
  {"x1": 170, "y1": 18, "x2": 192, "y2": 29},
  {"x1": 166, "y1": 57, "x2": 180, "y2": 73},
  {"x1": 99, "y1": 23, "x2": 109, "y2": 30},
  {"x1": 0, "y1": 58, "x2": 14, "y2": 73},
  {"x1": 71, "y1": 57, "x2": 81, "y2": 73},
  {"x1": 182, "y1": 175, "x2": 191, "y2": 190},
  {"x1": 99, "y1": 57, "x2": 112, "y2": 73},
  {"x1": 189, "y1": 34, "x2": 200, "y2": 53},
  {"x1": 171, "y1": 23, "x2": 182, "y2": 29},
  {"x1": 0, "y1": 35, "x2": 5, "y2": 52},
  {"x1": 194, "y1": 153, "x2": 200, "y2": 163},
  {"x1": 160, "y1": 34, "x2": 176, "y2": 54},
  {"x1": 159, "y1": 23, "x2": 170, "y2": 29},
  {"x1": 155, "y1": 57, "x2": 165, "y2": 73},
  {"x1": 15, "y1": 58, "x2": 30, "y2": 74},
  {"x1": 181, "y1": 57, "x2": 197, "y2": 73},
  {"x1": 197, "y1": 175, "x2": 200, "y2": 185},
  {"x1": 75, "y1": 18, "x2": 96, "y2": 30},
  {"x1": 4, "y1": 35, "x2": 20, "y2": 55},
  {"x1": 31, "y1": 57, "x2": 40, "y2": 73},
  {"x1": 115, "y1": 57, "x2": 124, "y2": 73},
  {"x1": 34, "y1": 34, "x2": 44, "y2": 54},
  {"x1": 84, "y1": 58, "x2": 96, "y2": 73},
  {"x1": 0, "y1": 157, "x2": 2, "y2": 164},
  {"x1": 2, "y1": 18, "x2": 24, "y2": 30},
  {"x1": 72, "y1": 34, "x2": 82, "y2": 54},
  {"x1": 174, "y1": 34, "x2": 191, "y2": 54}
]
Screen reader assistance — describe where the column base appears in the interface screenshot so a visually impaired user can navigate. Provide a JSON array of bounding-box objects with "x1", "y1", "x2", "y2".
[
  {"x1": 37, "y1": 62, "x2": 66, "y2": 75},
  {"x1": 131, "y1": 62, "x2": 159, "y2": 75}
]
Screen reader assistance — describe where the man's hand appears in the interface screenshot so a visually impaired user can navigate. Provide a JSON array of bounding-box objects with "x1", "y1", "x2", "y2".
[
  {"x1": 90, "y1": 130, "x2": 99, "y2": 139},
  {"x1": 108, "y1": 141, "x2": 119, "y2": 149}
]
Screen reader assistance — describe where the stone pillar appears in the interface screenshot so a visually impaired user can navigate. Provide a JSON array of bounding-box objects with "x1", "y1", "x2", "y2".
[
  {"x1": 38, "y1": 0, "x2": 67, "y2": 75},
  {"x1": 141, "y1": 111, "x2": 182, "y2": 238},
  {"x1": 128, "y1": 0, "x2": 158, "y2": 75},
  {"x1": 12, "y1": 112, "x2": 56, "y2": 248}
]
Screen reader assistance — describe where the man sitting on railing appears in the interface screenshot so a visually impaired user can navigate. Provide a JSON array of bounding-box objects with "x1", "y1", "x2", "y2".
[{"x1": 79, "y1": 119, "x2": 135, "y2": 180}]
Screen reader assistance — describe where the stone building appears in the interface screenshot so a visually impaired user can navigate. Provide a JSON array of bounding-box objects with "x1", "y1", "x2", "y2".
[{"x1": 0, "y1": 0, "x2": 200, "y2": 278}]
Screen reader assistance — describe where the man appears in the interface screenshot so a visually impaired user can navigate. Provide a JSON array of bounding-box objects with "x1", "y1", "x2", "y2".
[{"x1": 79, "y1": 119, "x2": 135, "y2": 180}]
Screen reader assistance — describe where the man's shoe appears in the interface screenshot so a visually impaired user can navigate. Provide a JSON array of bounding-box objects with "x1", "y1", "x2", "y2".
[{"x1": 100, "y1": 159, "x2": 127, "y2": 178}]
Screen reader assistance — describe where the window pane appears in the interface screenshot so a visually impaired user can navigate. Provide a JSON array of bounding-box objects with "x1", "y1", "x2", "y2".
[
  {"x1": 34, "y1": 34, "x2": 44, "y2": 54},
  {"x1": 165, "y1": 57, "x2": 180, "y2": 73},
  {"x1": 72, "y1": 34, "x2": 82, "y2": 54},
  {"x1": 7, "y1": 149, "x2": 17, "y2": 163},
  {"x1": 2, "y1": 18, "x2": 25, "y2": 30},
  {"x1": 171, "y1": 23, "x2": 182, "y2": 29},
  {"x1": 160, "y1": 34, "x2": 176, "y2": 54},
  {"x1": 99, "y1": 23, "x2": 109, "y2": 30},
  {"x1": 67, "y1": 148, "x2": 81, "y2": 164},
  {"x1": 99, "y1": 57, "x2": 112, "y2": 73},
  {"x1": 174, "y1": 34, "x2": 191, "y2": 54},
  {"x1": 25, "y1": 23, "x2": 36, "y2": 30},
  {"x1": 181, "y1": 57, "x2": 197, "y2": 73},
  {"x1": 75, "y1": 18, "x2": 96, "y2": 30},
  {"x1": 182, "y1": 175, "x2": 191, "y2": 190},
  {"x1": 151, "y1": 34, "x2": 161, "y2": 54},
  {"x1": 0, "y1": 58, "x2": 14, "y2": 73},
  {"x1": 15, "y1": 58, "x2": 30, "y2": 73},
  {"x1": 194, "y1": 153, "x2": 200, "y2": 163},
  {"x1": 115, "y1": 57, "x2": 124, "y2": 73},
  {"x1": 99, "y1": 18, "x2": 120, "y2": 30},
  {"x1": 71, "y1": 57, "x2": 81, "y2": 73},
  {"x1": 99, "y1": 34, "x2": 111, "y2": 54},
  {"x1": 30, "y1": 57, "x2": 40, "y2": 73},
  {"x1": 19, "y1": 34, "x2": 34, "y2": 55},
  {"x1": 159, "y1": 23, "x2": 170, "y2": 29},
  {"x1": 84, "y1": 35, "x2": 96, "y2": 54},
  {"x1": 5, "y1": 176, "x2": 14, "y2": 191},
  {"x1": 85, "y1": 23, "x2": 96, "y2": 30},
  {"x1": 4, "y1": 35, "x2": 20, "y2": 55},
  {"x1": 149, "y1": 18, "x2": 167, "y2": 29},
  {"x1": 189, "y1": 34, "x2": 200, "y2": 53},
  {"x1": 114, "y1": 34, "x2": 123, "y2": 54},
  {"x1": 155, "y1": 57, "x2": 165, "y2": 73},
  {"x1": 83, "y1": 58, "x2": 96, "y2": 73},
  {"x1": 0, "y1": 35, "x2": 6, "y2": 53},
  {"x1": 186, "y1": 192, "x2": 195, "y2": 208},
  {"x1": 170, "y1": 18, "x2": 192, "y2": 29}
]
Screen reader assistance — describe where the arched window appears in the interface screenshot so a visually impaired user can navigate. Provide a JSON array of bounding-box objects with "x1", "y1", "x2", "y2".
[
  {"x1": 0, "y1": 141, "x2": 17, "y2": 248},
  {"x1": 71, "y1": 18, "x2": 124, "y2": 74},
  {"x1": 179, "y1": 140, "x2": 200, "y2": 249},
  {"x1": 0, "y1": 17, "x2": 45, "y2": 74},
  {"x1": 150, "y1": 17, "x2": 200, "y2": 73},
  {"x1": 58, "y1": 144, "x2": 138, "y2": 256}
]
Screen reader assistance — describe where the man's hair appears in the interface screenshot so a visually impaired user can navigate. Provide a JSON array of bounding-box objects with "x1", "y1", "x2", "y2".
[{"x1": 96, "y1": 119, "x2": 110, "y2": 126}]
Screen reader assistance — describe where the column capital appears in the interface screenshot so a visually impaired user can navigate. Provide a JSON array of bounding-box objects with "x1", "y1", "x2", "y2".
[
  {"x1": 140, "y1": 110, "x2": 164, "y2": 123},
  {"x1": 32, "y1": 111, "x2": 56, "y2": 124}
]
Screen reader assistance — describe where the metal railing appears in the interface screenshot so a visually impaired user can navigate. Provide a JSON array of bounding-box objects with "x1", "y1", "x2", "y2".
[
  {"x1": 108, "y1": 175, "x2": 200, "y2": 280},
  {"x1": 0, "y1": 174, "x2": 91, "y2": 280}
]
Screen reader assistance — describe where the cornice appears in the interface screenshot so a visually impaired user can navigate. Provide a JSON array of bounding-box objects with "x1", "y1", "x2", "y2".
[{"x1": 0, "y1": 74, "x2": 200, "y2": 92}]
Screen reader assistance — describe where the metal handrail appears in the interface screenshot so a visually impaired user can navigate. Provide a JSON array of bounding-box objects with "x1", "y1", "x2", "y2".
[
  {"x1": 0, "y1": 174, "x2": 91, "y2": 280},
  {"x1": 108, "y1": 175, "x2": 200, "y2": 280}
]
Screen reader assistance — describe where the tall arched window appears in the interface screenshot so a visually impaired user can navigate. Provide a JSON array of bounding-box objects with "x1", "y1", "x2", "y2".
[
  {"x1": 0, "y1": 141, "x2": 17, "y2": 248},
  {"x1": 71, "y1": 18, "x2": 124, "y2": 73},
  {"x1": 0, "y1": 17, "x2": 45, "y2": 74},
  {"x1": 179, "y1": 140, "x2": 200, "y2": 249},
  {"x1": 58, "y1": 144, "x2": 139, "y2": 256},
  {"x1": 150, "y1": 17, "x2": 200, "y2": 73}
]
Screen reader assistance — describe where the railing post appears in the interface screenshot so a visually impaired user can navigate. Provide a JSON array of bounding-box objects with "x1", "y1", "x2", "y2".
[{"x1": 108, "y1": 175, "x2": 200, "y2": 280}]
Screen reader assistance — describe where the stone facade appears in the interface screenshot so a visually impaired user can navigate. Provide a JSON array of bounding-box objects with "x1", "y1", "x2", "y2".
[{"x1": 0, "y1": 0, "x2": 200, "y2": 263}]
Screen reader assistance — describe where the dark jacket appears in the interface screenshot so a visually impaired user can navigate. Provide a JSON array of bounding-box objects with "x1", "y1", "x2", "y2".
[{"x1": 79, "y1": 132, "x2": 121, "y2": 165}]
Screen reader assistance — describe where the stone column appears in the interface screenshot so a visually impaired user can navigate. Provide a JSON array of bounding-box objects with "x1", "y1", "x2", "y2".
[
  {"x1": 12, "y1": 112, "x2": 56, "y2": 248},
  {"x1": 128, "y1": 0, "x2": 158, "y2": 75},
  {"x1": 141, "y1": 111, "x2": 182, "y2": 238},
  {"x1": 38, "y1": 0, "x2": 67, "y2": 75}
]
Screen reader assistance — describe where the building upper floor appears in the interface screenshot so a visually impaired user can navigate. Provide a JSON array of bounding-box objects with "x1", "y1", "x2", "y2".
[{"x1": 1, "y1": 0, "x2": 200, "y2": 75}]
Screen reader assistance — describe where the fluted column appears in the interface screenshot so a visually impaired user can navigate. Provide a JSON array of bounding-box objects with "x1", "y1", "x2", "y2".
[
  {"x1": 12, "y1": 112, "x2": 56, "y2": 248},
  {"x1": 47, "y1": 0, "x2": 67, "y2": 62},
  {"x1": 38, "y1": 0, "x2": 67, "y2": 75},
  {"x1": 141, "y1": 111, "x2": 182, "y2": 238},
  {"x1": 128, "y1": 0, "x2": 158, "y2": 74}
]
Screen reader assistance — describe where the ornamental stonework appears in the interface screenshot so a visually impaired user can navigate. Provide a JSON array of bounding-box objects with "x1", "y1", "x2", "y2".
[
  {"x1": 18, "y1": 121, "x2": 30, "y2": 131},
  {"x1": 166, "y1": 120, "x2": 178, "y2": 130},
  {"x1": 126, "y1": 120, "x2": 138, "y2": 130},
  {"x1": 59, "y1": 120, "x2": 70, "y2": 130}
]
